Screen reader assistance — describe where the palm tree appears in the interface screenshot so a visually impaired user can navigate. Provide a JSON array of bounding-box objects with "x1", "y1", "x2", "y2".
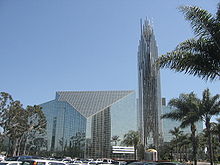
[
  {"x1": 212, "y1": 118, "x2": 220, "y2": 143},
  {"x1": 169, "y1": 127, "x2": 183, "y2": 139},
  {"x1": 178, "y1": 133, "x2": 191, "y2": 162},
  {"x1": 169, "y1": 127, "x2": 183, "y2": 161},
  {"x1": 161, "y1": 92, "x2": 200, "y2": 165},
  {"x1": 198, "y1": 89, "x2": 220, "y2": 165},
  {"x1": 111, "y1": 135, "x2": 120, "y2": 146},
  {"x1": 210, "y1": 121, "x2": 220, "y2": 161},
  {"x1": 122, "y1": 130, "x2": 140, "y2": 160},
  {"x1": 157, "y1": 3, "x2": 220, "y2": 81}
]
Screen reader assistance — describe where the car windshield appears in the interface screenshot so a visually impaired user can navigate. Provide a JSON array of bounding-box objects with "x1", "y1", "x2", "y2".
[
  {"x1": 0, "y1": 163, "x2": 7, "y2": 165},
  {"x1": 5, "y1": 157, "x2": 19, "y2": 161}
]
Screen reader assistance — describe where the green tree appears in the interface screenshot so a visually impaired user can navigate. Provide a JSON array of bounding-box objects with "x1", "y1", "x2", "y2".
[
  {"x1": 21, "y1": 105, "x2": 47, "y2": 155},
  {"x1": 159, "y1": 142, "x2": 174, "y2": 161},
  {"x1": 122, "y1": 130, "x2": 140, "y2": 160},
  {"x1": 169, "y1": 127, "x2": 183, "y2": 161},
  {"x1": 111, "y1": 135, "x2": 120, "y2": 146},
  {"x1": 198, "y1": 89, "x2": 220, "y2": 165},
  {"x1": 197, "y1": 132, "x2": 207, "y2": 161},
  {"x1": 0, "y1": 92, "x2": 13, "y2": 133},
  {"x1": 157, "y1": 3, "x2": 220, "y2": 81},
  {"x1": 1, "y1": 100, "x2": 27, "y2": 156},
  {"x1": 169, "y1": 127, "x2": 183, "y2": 139},
  {"x1": 211, "y1": 120, "x2": 220, "y2": 161},
  {"x1": 212, "y1": 118, "x2": 220, "y2": 143},
  {"x1": 162, "y1": 93, "x2": 200, "y2": 165},
  {"x1": 69, "y1": 132, "x2": 85, "y2": 158},
  {"x1": 0, "y1": 92, "x2": 47, "y2": 156}
]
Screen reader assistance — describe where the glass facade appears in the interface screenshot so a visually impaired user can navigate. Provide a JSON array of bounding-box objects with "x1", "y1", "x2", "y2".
[
  {"x1": 40, "y1": 90, "x2": 136, "y2": 158},
  {"x1": 85, "y1": 92, "x2": 137, "y2": 158},
  {"x1": 137, "y1": 19, "x2": 162, "y2": 149},
  {"x1": 41, "y1": 100, "x2": 86, "y2": 152},
  {"x1": 162, "y1": 105, "x2": 203, "y2": 142}
]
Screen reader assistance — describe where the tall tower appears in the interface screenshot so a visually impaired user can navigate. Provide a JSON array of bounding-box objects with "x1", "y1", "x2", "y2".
[{"x1": 137, "y1": 19, "x2": 162, "y2": 150}]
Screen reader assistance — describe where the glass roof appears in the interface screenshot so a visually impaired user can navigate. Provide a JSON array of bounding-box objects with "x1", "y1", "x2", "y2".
[{"x1": 56, "y1": 90, "x2": 134, "y2": 118}]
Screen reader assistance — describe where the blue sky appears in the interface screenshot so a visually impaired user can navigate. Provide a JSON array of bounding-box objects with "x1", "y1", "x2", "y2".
[{"x1": 1, "y1": 0, "x2": 220, "y2": 110}]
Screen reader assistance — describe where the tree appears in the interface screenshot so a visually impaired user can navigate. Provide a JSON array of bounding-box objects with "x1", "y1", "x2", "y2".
[
  {"x1": 169, "y1": 127, "x2": 183, "y2": 139},
  {"x1": 122, "y1": 130, "x2": 140, "y2": 160},
  {"x1": 161, "y1": 93, "x2": 200, "y2": 165},
  {"x1": 21, "y1": 105, "x2": 47, "y2": 155},
  {"x1": 0, "y1": 93, "x2": 27, "y2": 155},
  {"x1": 198, "y1": 89, "x2": 220, "y2": 165},
  {"x1": 169, "y1": 127, "x2": 183, "y2": 160},
  {"x1": 0, "y1": 92, "x2": 47, "y2": 156},
  {"x1": 157, "y1": 3, "x2": 220, "y2": 81},
  {"x1": 212, "y1": 118, "x2": 220, "y2": 143},
  {"x1": 111, "y1": 135, "x2": 120, "y2": 146},
  {"x1": 0, "y1": 92, "x2": 13, "y2": 133},
  {"x1": 177, "y1": 133, "x2": 192, "y2": 162},
  {"x1": 69, "y1": 132, "x2": 85, "y2": 158},
  {"x1": 7, "y1": 101, "x2": 27, "y2": 156},
  {"x1": 211, "y1": 119, "x2": 220, "y2": 161}
]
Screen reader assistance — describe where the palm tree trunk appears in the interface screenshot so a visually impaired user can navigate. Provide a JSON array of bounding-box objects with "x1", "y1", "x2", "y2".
[
  {"x1": 191, "y1": 124, "x2": 197, "y2": 165},
  {"x1": 185, "y1": 145, "x2": 188, "y2": 161},
  {"x1": 134, "y1": 147, "x2": 137, "y2": 160},
  {"x1": 206, "y1": 118, "x2": 214, "y2": 165},
  {"x1": 176, "y1": 143, "x2": 178, "y2": 161}
]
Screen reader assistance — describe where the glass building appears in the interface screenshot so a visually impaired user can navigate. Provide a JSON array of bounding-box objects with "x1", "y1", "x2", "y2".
[
  {"x1": 137, "y1": 19, "x2": 162, "y2": 149},
  {"x1": 40, "y1": 90, "x2": 136, "y2": 158}
]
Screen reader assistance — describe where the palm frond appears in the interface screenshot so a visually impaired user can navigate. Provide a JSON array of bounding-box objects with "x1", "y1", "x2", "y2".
[
  {"x1": 157, "y1": 38, "x2": 220, "y2": 80},
  {"x1": 216, "y1": 3, "x2": 220, "y2": 22},
  {"x1": 179, "y1": 6, "x2": 215, "y2": 39}
]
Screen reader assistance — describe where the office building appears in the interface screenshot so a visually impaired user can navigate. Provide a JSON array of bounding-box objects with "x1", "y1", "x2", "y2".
[
  {"x1": 40, "y1": 90, "x2": 136, "y2": 158},
  {"x1": 137, "y1": 19, "x2": 162, "y2": 149}
]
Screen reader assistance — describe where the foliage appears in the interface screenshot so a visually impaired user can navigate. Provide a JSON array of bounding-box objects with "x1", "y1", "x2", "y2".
[
  {"x1": 212, "y1": 118, "x2": 220, "y2": 143},
  {"x1": 63, "y1": 132, "x2": 85, "y2": 158},
  {"x1": 161, "y1": 92, "x2": 200, "y2": 165},
  {"x1": 162, "y1": 89, "x2": 220, "y2": 164},
  {"x1": 122, "y1": 130, "x2": 140, "y2": 160},
  {"x1": 0, "y1": 92, "x2": 47, "y2": 156},
  {"x1": 198, "y1": 89, "x2": 220, "y2": 165},
  {"x1": 111, "y1": 135, "x2": 120, "y2": 146},
  {"x1": 157, "y1": 3, "x2": 220, "y2": 81}
]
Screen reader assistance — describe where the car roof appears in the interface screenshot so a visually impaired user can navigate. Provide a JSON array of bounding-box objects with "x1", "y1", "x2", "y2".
[
  {"x1": 0, "y1": 161, "x2": 22, "y2": 165},
  {"x1": 22, "y1": 160, "x2": 65, "y2": 163}
]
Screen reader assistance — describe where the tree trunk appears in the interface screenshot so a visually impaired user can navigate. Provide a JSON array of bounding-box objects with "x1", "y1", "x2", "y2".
[
  {"x1": 176, "y1": 143, "x2": 178, "y2": 161},
  {"x1": 13, "y1": 138, "x2": 19, "y2": 156},
  {"x1": 134, "y1": 147, "x2": 137, "y2": 160},
  {"x1": 179, "y1": 146, "x2": 182, "y2": 162},
  {"x1": 206, "y1": 118, "x2": 214, "y2": 165},
  {"x1": 185, "y1": 145, "x2": 188, "y2": 162},
  {"x1": 17, "y1": 137, "x2": 23, "y2": 156},
  {"x1": 191, "y1": 124, "x2": 197, "y2": 165},
  {"x1": 23, "y1": 135, "x2": 28, "y2": 155}
]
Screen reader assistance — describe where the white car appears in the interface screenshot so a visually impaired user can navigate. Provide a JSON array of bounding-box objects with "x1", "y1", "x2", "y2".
[
  {"x1": 0, "y1": 155, "x2": 5, "y2": 162},
  {"x1": 0, "y1": 161, "x2": 22, "y2": 165},
  {"x1": 21, "y1": 159, "x2": 66, "y2": 165}
]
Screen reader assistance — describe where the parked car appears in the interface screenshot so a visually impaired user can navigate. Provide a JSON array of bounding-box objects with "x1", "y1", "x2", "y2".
[
  {"x1": 127, "y1": 162, "x2": 157, "y2": 165},
  {"x1": 0, "y1": 155, "x2": 5, "y2": 162},
  {"x1": 0, "y1": 161, "x2": 22, "y2": 165},
  {"x1": 5, "y1": 156, "x2": 41, "y2": 161},
  {"x1": 156, "y1": 162, "x2": 186, "y2": 165},
  {"x1": 21, "y1": 159, "x2": 66, "y2": 165}
]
